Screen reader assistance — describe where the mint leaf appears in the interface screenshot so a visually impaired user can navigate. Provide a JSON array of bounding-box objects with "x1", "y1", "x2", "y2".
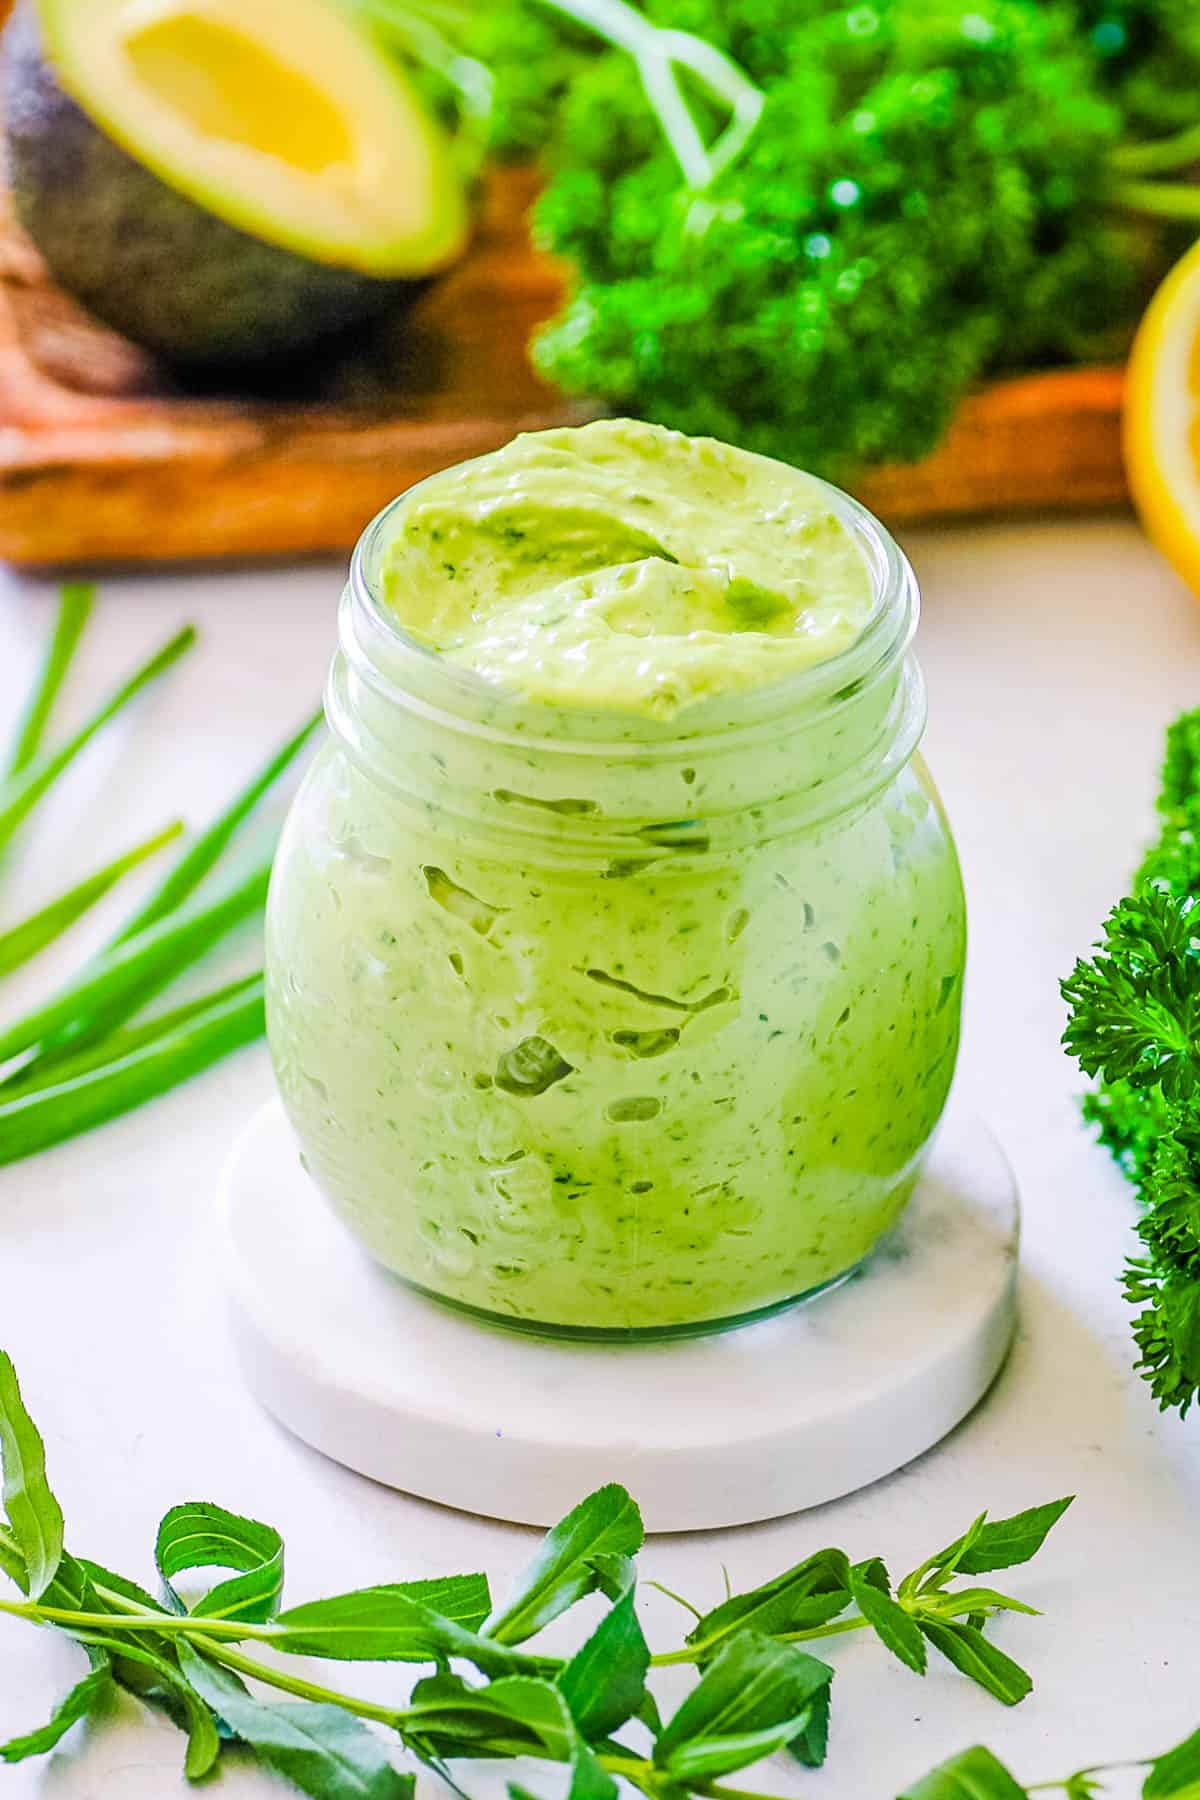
[
  {"x1": 179, "y1": 1644, "x2": 410, "y2": 1799},
  {"x1": 485, "y1": 1486, "x2": 643, "y2": 1645},
  {"x1": 917, "y1": 1621, "x2": 1033, "y2": 1706},
  {"x1": 78, "y1": 1558, "x2": 168, "y2": 1617},
  {"x1": 0, "y1": 1352, "x2": 64, "y2": 1600},
  {"x1": 789, "y1": 1681, "x2": 830, "y2": 1768},
  {"x1": 685, "y1": 1547, "x2": 851, "y2": 1658},
  {"x1": 558, "y1": 1553, "x2": 649, "y2": 1738},
  {"x1": 1146, "y1": 1726, "x2": 1200, "y2": 1796},
  {"x1": 848, "y1": 1569, "x2": 927, "y2": 1674},
  {"x1": 898, "y1": 1744, "x2": 1029, "y2": 1798},
  {"x1": 405, "y1": 1673, "x2": 615, "y2": 1800},
  {"x1": 0, "y1": 1533, "x2": 26, "y2": 1592},
  {"x1": 0, "y1": 1649, "x2": 112, "y2": 1763},
  {"x1": 655, "y1": 1629, "x2": 832, "y2": 1771},
  {"x1": 86, "y1": 1635, "x2": 220, "y2": 1780},
  {"x1": 944, "y1": 1500, "x2": 1074, "y2": 1576},
  {"x1": 155, "y1": 1501, "x2": 283, "y2": 1622},
  {"x1": 274, "y1": 1578, "x2": 528, "y2": 1669}
]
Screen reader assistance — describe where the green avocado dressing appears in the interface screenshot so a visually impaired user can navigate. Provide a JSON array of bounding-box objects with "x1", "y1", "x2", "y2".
[
  {"x1": 379, "y1": 418, "x2": 878, "y2": 718},
  {"x1": 266, "y1": 421, "x2": 965, "y2": 1334}
]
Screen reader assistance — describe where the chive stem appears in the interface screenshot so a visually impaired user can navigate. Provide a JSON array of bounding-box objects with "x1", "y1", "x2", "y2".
[
  {"x1": 111, "y1": 709, "x2": 321, "y2": 945},
  {"x1": 1, "y1": 972, "x2": 261, "y2": 1098},
  {"x1": 0, "y1": 625, "x2": 195, "y2": 864},
  {"x1": 0, "y1": 974, "x2": 264, "y2": 1163},
  {"x1": 5, "y1": 584, "x2": 93, "y2": 780},
  {"x1": 0, "y1": 821, "x2": 183, "y2": 978},
  {"x1": 0, "y1": 863, "x2": 268, "y2": 1071}
]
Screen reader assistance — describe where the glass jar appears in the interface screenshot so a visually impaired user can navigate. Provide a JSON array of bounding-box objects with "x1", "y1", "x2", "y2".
[{"x1": 265, "y1": 480, "x2": 966, "y2": 1339}]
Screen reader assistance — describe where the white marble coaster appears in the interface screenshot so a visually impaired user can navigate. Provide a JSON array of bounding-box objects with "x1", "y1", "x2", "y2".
[{"x1": 220, "y1": 1098, "x2": 1018, "y2": 1532}]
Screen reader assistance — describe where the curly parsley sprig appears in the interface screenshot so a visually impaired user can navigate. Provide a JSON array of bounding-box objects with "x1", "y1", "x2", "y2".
[
  {"x1": 1062, "y1": 707, "x2": 1200, "y2": 1415},
  {"x1": 0, "y1": 1351, "x2": 1070, "y2": 1798}
]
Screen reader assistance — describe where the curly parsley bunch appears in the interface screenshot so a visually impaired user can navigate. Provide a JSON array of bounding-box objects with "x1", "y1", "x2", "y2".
[
  {"x1": 1063, "y1": 710, "x2": 1200, "y2": 1416},
  {"x1": 459, "y1": 0, "x2": 1198, "y2": 479}
]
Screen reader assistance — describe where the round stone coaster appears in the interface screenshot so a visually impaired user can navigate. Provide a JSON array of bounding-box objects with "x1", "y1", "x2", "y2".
[{"x1": 221, "y1": 1098, "x2": 1019, "y2": 1533}]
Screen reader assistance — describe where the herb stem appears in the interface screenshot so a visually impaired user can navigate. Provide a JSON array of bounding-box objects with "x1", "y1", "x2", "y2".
[
  {"x1": 0, "y1": 1597, "x2": 277, "y2": 1642},
  {"x1": 702, "y1": 1783, "x2": 799, "y2": 1800},
  {"x1": 0, "y1": 821, "x2": 184, "y2": 978},
  {"x1": 5, "y1": 585, "x2": 93, "y2": 779},
  {"x1": 649, "y1": 1613, "x2": 871, "y2": 1667},
  {"x1": 1110, "y1": 177, "x2": 1200, "y2": 220},
  {"x1": 1109, "y1": 121, "x2": 1200, "y2": 175},
  {"x1": 110, "y1": 709, "x2": 320, "y2": 945},
  {"x1": 1027, "y1": 1763, "x2": 1147, "y2": 1793},
  {"x1": 187, "y1": 1634, "x2": 409, "y2": 1728},
  {"x1": 0, "y1": 860, "x2": 270, "y2": 1072},
  {"x1": 0, "y1": 973, "x2": 265, "y2": 1163},
  {"x1": 0, "y1": 625, "x2": 195, "y2": 864}
]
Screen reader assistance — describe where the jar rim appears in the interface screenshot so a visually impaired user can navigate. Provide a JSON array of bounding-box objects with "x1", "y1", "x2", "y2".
[{"x1": 340, "y1": 452, "x2": 919, "y2": 763}]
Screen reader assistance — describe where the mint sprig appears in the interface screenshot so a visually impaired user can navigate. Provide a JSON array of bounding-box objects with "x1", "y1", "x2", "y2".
[
  {"x1": 902, "y1": 1728, "x2": 1200, "y2": 1799},
  {"x1": 0, "y1": 1350, "x2": 1070, "y2": 1798}
]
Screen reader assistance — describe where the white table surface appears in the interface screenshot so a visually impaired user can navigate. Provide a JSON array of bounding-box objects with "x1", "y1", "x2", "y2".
[{"x1": 0, "y1": 512, "x2": 1197, "y2": 1799}]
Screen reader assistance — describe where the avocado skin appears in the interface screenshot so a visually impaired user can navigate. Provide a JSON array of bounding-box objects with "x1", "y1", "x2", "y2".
[{"x1": 2, "y1": 1, "x2": 419, "y2": 367}]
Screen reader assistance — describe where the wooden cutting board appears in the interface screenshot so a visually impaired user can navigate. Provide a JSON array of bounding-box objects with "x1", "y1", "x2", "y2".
[{"x1": 0, "y1": 164, "x2": 1128, "y2": 567}]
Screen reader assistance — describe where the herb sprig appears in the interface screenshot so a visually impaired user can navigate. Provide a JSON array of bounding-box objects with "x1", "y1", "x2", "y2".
[
  {"x1": 0, "y1": 589, "x2": 320, "y2": 1158},
  {"x1": 1062, "y1": 706, "x2": 1200, "y2": 1415},
  {"x1": 0, "y1": 1350, "x2": 1070, "y2": 1797},
  {"x1": 903, "y1": 1729, "x2": 1200, "y2": 1798}
]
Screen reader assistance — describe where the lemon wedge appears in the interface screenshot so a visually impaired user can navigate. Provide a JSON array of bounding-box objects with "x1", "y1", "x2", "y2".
[{"x1": 1125, "y1": 237, "x2": 1200, "y2": 594}]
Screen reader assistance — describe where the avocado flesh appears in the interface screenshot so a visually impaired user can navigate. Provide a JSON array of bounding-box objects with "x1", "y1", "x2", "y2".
[{"x1": 2, "y1": 0, "x2": 469, "y2": 366}]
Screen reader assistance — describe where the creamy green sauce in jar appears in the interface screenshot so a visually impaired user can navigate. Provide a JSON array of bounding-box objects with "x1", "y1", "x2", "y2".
[
  {"x1": 266, "y1": 420, "x2": 966, "y2": 1335},
  {"x1": 380, "y1": 419, "x2": 877, "y2": 717}
]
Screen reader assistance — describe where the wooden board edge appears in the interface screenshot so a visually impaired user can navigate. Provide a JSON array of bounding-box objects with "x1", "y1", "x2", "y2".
[{"x1": 0, "y1": 364, "x2": 1129, "y2": 566}]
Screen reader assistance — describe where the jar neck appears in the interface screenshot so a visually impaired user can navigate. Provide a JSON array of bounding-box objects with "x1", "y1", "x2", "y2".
[{"x1": 326, "y1": 481, "x2": 926, "y2": 861}]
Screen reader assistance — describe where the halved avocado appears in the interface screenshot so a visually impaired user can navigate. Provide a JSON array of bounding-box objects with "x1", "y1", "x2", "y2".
[{"x1": 2, "y1": 0, "x2": 469, "y2": 365}]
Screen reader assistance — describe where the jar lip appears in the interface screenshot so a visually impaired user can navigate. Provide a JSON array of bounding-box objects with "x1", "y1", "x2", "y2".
[{"x1": 343, "y1": 455, "x2": 918, "y2": 759}]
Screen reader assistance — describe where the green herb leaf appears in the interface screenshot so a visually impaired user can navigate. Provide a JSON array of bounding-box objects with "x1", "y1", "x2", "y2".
[
  {"x1": 848, "y1": 1567, "x2": 926, "y2": 1675},
  {"x1": 178, "y1": 1644, "x2": 411, "y2": 1799},
  {"x1": 654, "y1": 1629, "x2": 833, "y2": 1772},
  {"x1": 112, "y1": 709, "x2": 321, "y2": 944},
  {"x1": 82, "y1": 1634, "x2": 221, "y2": 1781},
  {"x1": 76, "y1": 1560, "x2": 161, "y2": 1610},
  {"x1": 897, "y1": 1744, "x2": 1030, "y2": 1799},
  {"x1": 558, "y1": 1553, "x2": 648, "y2": 1738},
  {"x1": 684, "y1": 1547, "x2": 851, "y2": 1659},
  {"x1": 5, "y1": 584, "x2": 93, "y2": 780},
  {"x1": 156, "y1": 1501, "x2": 284, "y2": 1623},
  {"x1": 0, "y1": 625, "x2": 194, "y2": 864},
  {"x1": 1146, "y1": 1727, "x2": 1200, "y2": 1796},
  {"x1": 0, "y1": 1352, "x2": 63, "y2": 1600},
  {"x1": 404, "y1": 1673, "x2": 614, "y2": 1800},
  {"x1": 485, "y1": 1485, "x2": 643, "y2": 1645},
  {"x1": 917, "y1": 1621, "x2": 1033, "y2": 1706},
  {"x1": 0, "y1": 1525, "x2": 27, "y2": 1592},
  {"x1": 932, "y1": 1587, "x2": 1040, "y2": 1622},
  {"x1": 789, "y1": 1680, "x2": 830, "y2": 1769},
  {"x1": 936, "y1": 1500, "x2": 1074, "y2": 1577},
  {"x1": 273, "y1": 1575, "x2": 512, "y2": 1665},
  {"x1": 0, "y1": 1647, "x2": 112, "y2": 1763}
]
